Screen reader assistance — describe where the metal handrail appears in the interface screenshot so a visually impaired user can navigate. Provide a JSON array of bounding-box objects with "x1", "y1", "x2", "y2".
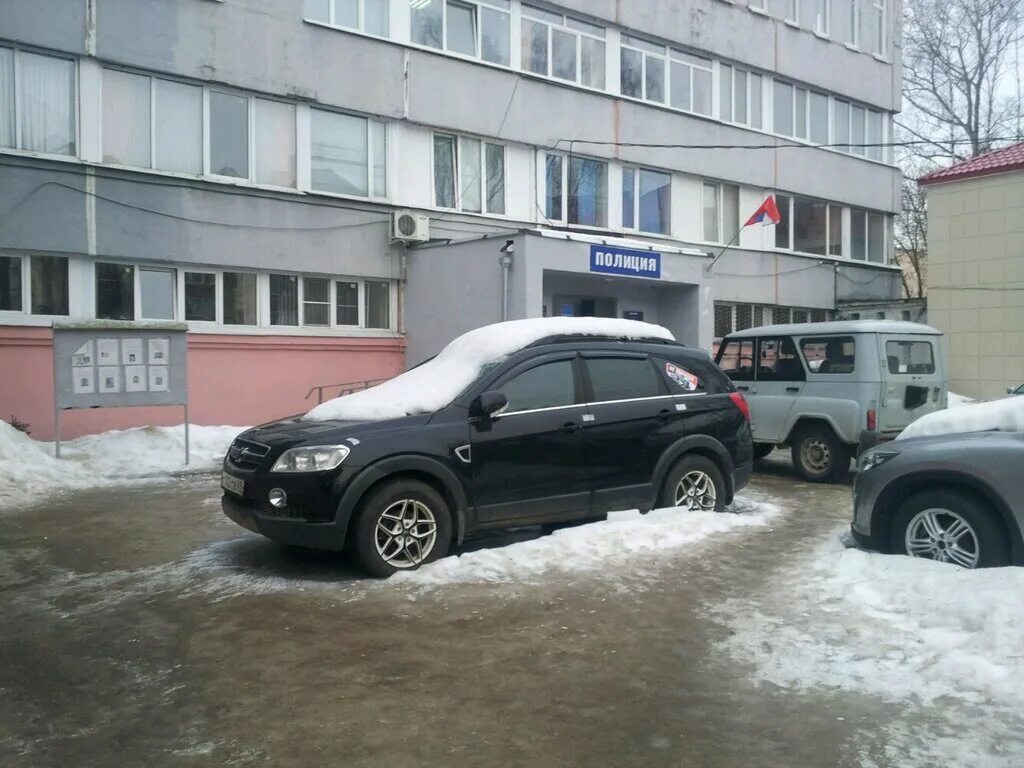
[{"x1": 305, "y1": 377, "x2": 392, "y2": 404}]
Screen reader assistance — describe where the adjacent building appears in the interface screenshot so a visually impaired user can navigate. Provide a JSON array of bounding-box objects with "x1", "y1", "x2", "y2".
[
  {"x1": 919, "y1": 141, "x2": 1024, "y2": 399},
  {"x1": 1, "y1": 0, "x2": 903, "y2": 438}
]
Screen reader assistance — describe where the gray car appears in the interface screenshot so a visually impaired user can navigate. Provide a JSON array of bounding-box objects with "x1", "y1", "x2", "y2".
[{"x1": 851, "y1": 431, "x2": 1024, "y2": 568}]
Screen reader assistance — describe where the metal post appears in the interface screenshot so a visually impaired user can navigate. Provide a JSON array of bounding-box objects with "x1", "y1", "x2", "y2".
[
  {"x1": 183, "y1": 402, "x2": 190, "y2": 466},
  {"x1": 52, "y1": 327, "x2": 61, "y2": 458},
  {"x1": 54, "y1": 407, "x2": 61, "y2": 459}
]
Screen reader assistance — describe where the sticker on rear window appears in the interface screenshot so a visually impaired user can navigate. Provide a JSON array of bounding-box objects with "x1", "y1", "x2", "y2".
[{"x1": 665, "y1": 363, "x2": 700, "y2": 392}]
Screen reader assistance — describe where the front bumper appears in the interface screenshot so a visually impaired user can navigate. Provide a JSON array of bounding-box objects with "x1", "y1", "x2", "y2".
[
  {"x1": 221, "y1": 492, "x2": 348, "y2": 550},
  {"x1": 858, "y1": 430, "x2": 901, "y2": 455}
]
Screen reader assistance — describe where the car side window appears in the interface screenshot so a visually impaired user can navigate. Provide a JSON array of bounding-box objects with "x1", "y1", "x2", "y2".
[
  {"x1": 716, "y1": 339, "x2": 754, "y2": 381},
  {"x1": 656, "y1": 357, "x2": 707, "y2": 393},
  {"x1": 499, "y1": 359, "x2": 576, "y2": 413},
  {"x1": 886, "y1": 340, "x2": 935, "y2": 374},
  {"x1": 585, "y1": 357, "x2": 664, "y2": 402},
  {"x1": 757, "y1": 337, "x2": 806, "y2": 382},
  {"x1": 801, "y1": 336, "x2": 856, "y2": 374}
]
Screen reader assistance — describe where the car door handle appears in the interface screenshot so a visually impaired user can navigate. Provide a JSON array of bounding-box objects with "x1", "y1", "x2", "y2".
[
  {"x1": 786, "y1": 386, "x2": 800, "y2": 393},
  {"x1": 659, "y1": 408, "x2": 673, "y2": 420},
  {"x1": 560, "y1": 422, "x2": 581, "y2": 433}
]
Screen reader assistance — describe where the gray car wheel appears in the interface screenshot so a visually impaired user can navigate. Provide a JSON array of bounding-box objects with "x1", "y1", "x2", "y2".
[
  {"x1": 790, "y1": 425, "x2": 849, "y2": 483},
  {"x1": 891, "y1": 490, "x2": 1010, "y2": 569}
]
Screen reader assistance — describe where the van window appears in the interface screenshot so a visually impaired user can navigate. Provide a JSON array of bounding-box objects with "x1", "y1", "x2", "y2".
[
  {"x1": 716, "y1": 339, "x2": 754, "y2": 381},
  {"x1": 757, "y1": 337, "x2": 806, "y2": 381},
  {"x1": 886, "y1": 340, "x2": 935, "y2": 374},
  {"x1": 801, "y1": 336, "x2": 855, "y2": 374}
]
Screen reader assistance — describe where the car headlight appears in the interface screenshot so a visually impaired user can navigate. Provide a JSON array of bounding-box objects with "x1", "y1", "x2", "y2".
[
  {"x1": 859, "y1": 450, "x2": 899, "y2": 472},
  {"x1": 271, "y1": 445, "x2": 350, "y2": 473}
]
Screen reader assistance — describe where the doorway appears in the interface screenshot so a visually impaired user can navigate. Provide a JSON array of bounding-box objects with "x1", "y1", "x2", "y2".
[{"x1": 552, "y1": 295, "x2": 617, "y2": 318}]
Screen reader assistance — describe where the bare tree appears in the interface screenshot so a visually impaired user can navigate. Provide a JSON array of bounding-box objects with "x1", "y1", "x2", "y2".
[
  {"x1": 901, "y1": 0, "x2": 1024, "y2": 163},
  {"x1": 893, "y1": 159, "x2": 928, "y2": 298}
]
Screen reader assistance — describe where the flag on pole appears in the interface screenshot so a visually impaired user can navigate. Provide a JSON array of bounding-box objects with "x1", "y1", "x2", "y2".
[{"x1": 744, "y1": 195, "x2": 782, "y2": 227}]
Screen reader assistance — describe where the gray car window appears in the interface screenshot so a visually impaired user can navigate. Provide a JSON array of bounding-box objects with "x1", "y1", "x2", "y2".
[
  {"x1": 499, "y1": 360, "x2": 575, "y2": 413},
  {"x1": 886, "y1": 340, "x2": 935, "y2": 374},
  {"x1": 757, "y1": 337, "x2": 806, "y2": 382},
  {"x1": 801, "y1": 336, "x2": 855, "y2": 374}
]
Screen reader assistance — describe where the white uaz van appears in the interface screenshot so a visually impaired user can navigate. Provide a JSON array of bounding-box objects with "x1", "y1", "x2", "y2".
[{"x1": 714, "y1": 321, "x2": 946, "y2": 482}]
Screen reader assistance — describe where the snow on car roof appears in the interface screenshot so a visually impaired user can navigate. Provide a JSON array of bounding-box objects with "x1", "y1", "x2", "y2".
[
  {"x1": 899, "y1": 396, "x2": 1024, "y2": 440},
  {"x1": 305, "y1": 317, "x2": 676, "y2": 422},
  {"x1": 725, "y1": 320, "x2": 942, "y2": 339}
]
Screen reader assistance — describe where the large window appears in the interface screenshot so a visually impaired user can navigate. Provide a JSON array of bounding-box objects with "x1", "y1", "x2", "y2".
[
  {"x1": 0, "y1": 255, "x2": 69, "y2": 316},
  {"x1": 209, "y1": 90, "x2": 249, "y2": 178},
  {"x1": 96, "y1": 263, "x2": 135, "y2": 321},
  {"x1": 720, "y1": 65, "x2": 761, "y2": 129},
  {"x1": 154, "y1": 79, "x2": 202, "y2": 174},
  {"x1": 303, "y1": 0, "x2": 389, "y2": 36},
  {"x1": 702, "y1": 182, "x2": 739, "y2": 244},
  {"x1": 521, "y1": 4, "x2": 605, "y2": 89},
  {"x1": 831, "y1": 99, "x2": 885, "y2": 158},
  {"x1": 310, "y1": 109, "x2": 387, "y2": 198},
  {"x1": 773, "y1": 80, "x2": 811, "y2": 138},
  {"x1": 849, "y1": 208, "x2": 887, "y2": 262},
  {"x1": 792, "y1": 197, "x2": 835, "y2": 255},
  {"x1": 433, "y1": 133, "x2": 505, "y2": 214},
  {"x1": 500, "y1": 360, "x2": 576, "y2": 413},
  {"x1": 413, "y1": 0, "x2": 511, "y2": 66},
  {"x1": 545, "y1": 154, "x2": 607, "y2": 227},
  {"x1": 0, "y1": 47, "x2": 75, "y2": 156},
  {"x1": 621, "y1": 35, "x2": 666, "y2": 103},
  {"x1": 669, "y1": 51, "x2": 713, "y2": 117},
  {"x1": 622, "y1": 167, "x2": 671, "y2": 235}
]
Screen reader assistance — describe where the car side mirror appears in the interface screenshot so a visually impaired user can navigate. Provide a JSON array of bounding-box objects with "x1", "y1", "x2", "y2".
[{"x1": 470, "y1": 391, "x2": 508, "y2": 420}]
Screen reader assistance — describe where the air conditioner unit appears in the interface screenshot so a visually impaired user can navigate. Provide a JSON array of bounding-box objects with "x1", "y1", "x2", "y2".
[{"x1": 392, "y1": 210, "x2": 430, "y2": 243}]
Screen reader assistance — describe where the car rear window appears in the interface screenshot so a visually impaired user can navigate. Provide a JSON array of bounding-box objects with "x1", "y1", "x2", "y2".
[
  {"x1": 586, "y1": 357, "x2": 664, "y2": 401},
  {"x1": 656, "y1": 358, "x2": 706, "y2": 393},
  {"x1": 886, "y1": 340, "x2": 935, "y2": 374},
  {"x1": 801, "y1": 336, "x2": 856, "y2": 374}
]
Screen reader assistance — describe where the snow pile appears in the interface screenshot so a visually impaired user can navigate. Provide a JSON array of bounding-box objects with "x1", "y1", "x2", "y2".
[
  {"x1": 0, "y1": 421, "x2": 245, "y2": 511},
  {"x1": 899, "y1": 395, "x2": 1024, "y2": 440},
  {"x1": 392, "y1": 495, "x2": 779, "y2": 587},
  {"x1": 307, "y1": 317, "x2": 675, "y2": 421},
  {"x1": 714, "y1": 540, "x2": 1024, "y2": 707},
  {"x1": 948, "y1": 391, "x2": 975, "y2": 408}
]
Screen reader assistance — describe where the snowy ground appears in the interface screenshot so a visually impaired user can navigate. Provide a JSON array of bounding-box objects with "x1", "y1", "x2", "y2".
[{"x1": 0, "y1": 421, "x2": 244, "y2": 512}]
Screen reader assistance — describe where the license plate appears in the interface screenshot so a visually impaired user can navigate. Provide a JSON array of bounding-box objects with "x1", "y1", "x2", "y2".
[{"x1": 221, "y1": 472, "x2": 245, "y2": 497}]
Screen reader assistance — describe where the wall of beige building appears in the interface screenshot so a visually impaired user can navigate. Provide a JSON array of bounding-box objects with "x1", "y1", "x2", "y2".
[{"x1": 925, "y1": 172, "x2": 1024, "y2": 399}]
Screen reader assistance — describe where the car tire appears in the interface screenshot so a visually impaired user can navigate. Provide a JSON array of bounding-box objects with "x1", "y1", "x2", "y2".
[
  {"x1": 890, "y1": 490, "x2": 1010, "y2": 569},
  {"x1": 753, "y1": 444, "x2": 775, "y2": 461},
  {"x1": 659, "y1": 455, "x2": 727, "y2": 512},
  {"x1": 352, "y1": 479, "x2": 452, "y2": 578},
  {"x1": 791, "y1": 426, "x2": 849, "y2": 483}
]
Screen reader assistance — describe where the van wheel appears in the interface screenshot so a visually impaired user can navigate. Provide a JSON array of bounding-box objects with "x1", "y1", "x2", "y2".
[
  {"x1": 753, "y1": 444, "x2": 775, "y2": 461},
  {"x1": 352, "y1": 479, "x2": 452, "y2": 578},
  {"x1": 791, "y1": 426, "x2": 848, "y2": 483},
  {"x1": 891, "y1": 490, "x2": 1009, "y2": 569},
  {"x1": 659, "y1": 455, "x2": 726, "y2": 512}
]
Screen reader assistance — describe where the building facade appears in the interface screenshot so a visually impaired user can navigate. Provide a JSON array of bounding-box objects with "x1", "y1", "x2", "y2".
[
  {"x1": 920, "y1": 142, "x2": 1024, "y2": 400},
  {"x1": 1, "y1": 0, "x2": 902, "y2": 438}
]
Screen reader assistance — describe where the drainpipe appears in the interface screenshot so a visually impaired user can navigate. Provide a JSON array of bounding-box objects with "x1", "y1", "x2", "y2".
[{"x1": 499, "y1": 240, "x2": 514, "y2": 321}]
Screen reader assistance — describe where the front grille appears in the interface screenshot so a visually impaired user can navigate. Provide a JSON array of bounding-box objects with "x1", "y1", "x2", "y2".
[
  {"x1": 256, "y1": 501, "x2": 319, "y2": 521},
  {"x1": 227, "y1": 438, "x2": 272, "y2": 469}
]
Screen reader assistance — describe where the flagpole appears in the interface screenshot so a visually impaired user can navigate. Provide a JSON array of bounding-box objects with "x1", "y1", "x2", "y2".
[{"x1": 704, "y1": 223, "x2": 747, "y2": 274}]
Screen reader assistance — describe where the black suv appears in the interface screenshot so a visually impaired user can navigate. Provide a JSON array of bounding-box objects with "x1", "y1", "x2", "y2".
[{"x1": 221, "y1": 335, "x2": 753, "y2": 576}]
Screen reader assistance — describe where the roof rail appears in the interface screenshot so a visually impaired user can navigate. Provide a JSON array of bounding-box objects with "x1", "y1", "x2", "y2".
[{"x1": 527, "y1": 334, "x2": 684, "y2": 348}]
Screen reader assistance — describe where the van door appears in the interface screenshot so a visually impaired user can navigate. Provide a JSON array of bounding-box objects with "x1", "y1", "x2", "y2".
[
  {"x1": 879, "y1": 335, "x2": 945, "y2": 434},
  {"x1": 748, "y1": 337, "x2": 806, "y2": 444}
]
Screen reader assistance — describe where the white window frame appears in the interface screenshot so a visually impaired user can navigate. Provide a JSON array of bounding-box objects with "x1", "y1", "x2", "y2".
[
  {"x1": 788, "y1": 196, "x2": 843, "y2": 257},
  {"x1": 520, "y1": 4, "x2": 606, "y2": 88},
  {"x1": 0, "y1": 254, "x2": 72, "y2": 319},
  {"x1": 1, "y1": 45, "x2": 79, "y2": 159},
  {"x1": 621, "y1": 165, "x2": 672, "y2": 235},
  {"x1": 305, "y1": 0, "x2": 390, "y2": 37},
  {"x1": 432, "y1": 132, "x2": 507, "y2": 215},
  {"x1": 748, "y1": 0, "x2": 768, "y2": 13},
  {"x1": 137, "y1": 265, "x2": 178, "y2": 321},
  {"x1": 719, "y1": 64, "x2": 760, "y2": 129},
  {"x1": 846, "y1": 0, "x2": 860, "y2": 48},
  {"x1": 784, "y1": 0, "x2": 799, "y2": 24},
  {"x1": 308, "y1": 107, "x2": 389, "y2": 201},
  {"x1": 701, "y1": 181, "x2": 738, "y2": 244},
  {"x1": 814, "y1": 0, "x2": 830, "y2": 35},
  {"x1": 620, "y1": 35, "x2": 668, "y2": 104},
  {"x1": 870, "y1": 0, "x2": 886, "y2": 56},
  {"x1": 414, "y1": 0, "x2": 511, "y2": 65},
  {"x1": 542, "y1": 151, "x2": 609, "y2": 228},
  {"x1": 180, "y1": 268, "x2": 220, "y2": 324},
  {"x1": 668, "y1": 49, "x2": 714, "y2": 117}
]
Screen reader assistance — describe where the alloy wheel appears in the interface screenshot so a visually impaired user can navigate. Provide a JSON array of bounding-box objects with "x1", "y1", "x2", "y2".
[
  {"x1": 904, "y1": 507, "x2": 980, "y2": 569},
  {"x1": 374, "y1": 499, "x2": 438, "y2": 569},
  {"x1": 674, "y1": 471, "x2": 718, "y2": 511}
]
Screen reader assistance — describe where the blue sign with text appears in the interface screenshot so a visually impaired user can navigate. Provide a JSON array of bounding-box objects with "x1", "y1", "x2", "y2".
[{"x1": 589, "y1": 244, "x2": 661, "y2": 279}]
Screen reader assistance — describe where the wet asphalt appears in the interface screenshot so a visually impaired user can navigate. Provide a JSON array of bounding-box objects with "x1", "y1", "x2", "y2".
[{"x1": 0, "y1": 457, "x2": 1014, "y2": 767}]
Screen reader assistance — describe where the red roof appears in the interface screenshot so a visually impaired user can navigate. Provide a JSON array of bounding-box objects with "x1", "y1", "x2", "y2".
[{"x1": 918, "y1": 141, "x2": 1024, "y2": 186}]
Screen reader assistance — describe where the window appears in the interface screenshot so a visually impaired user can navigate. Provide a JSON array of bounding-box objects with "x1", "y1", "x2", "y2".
[
  {"x1": 801, "y1": 336, "x2": 855, "y2": 374},
  {"x1": 586, "y1": 357, "x2": 663, "y2": 401},
  {"x1": 867, "y1": 211, "x2": 885, "y2": 262},
  {"x1": 336, "y1": 281, "x2": 359, "y2": 326},
  {"x1": 794, "y1": 87, "x2": 808, "y2": 139},
  {"x1": 154, "y1": 79, "x2": 202, "y2": 174},
  {"x1": 0, "y1": 48, "x2": 75, "y2": 156},
  {"x1": 621, "y1": 36, "x2": 666, "y2": 103},
  {"x1": 844, "y1": 0, "x2": 859, "y2": 46},
  {"x1": 669, "y1": 51, "x2": 713, "y2": 117},
  {"x1": 96, "y1": 263, "x2": 135, "y2": 321},
  {"x1": 184, "y1": 272, "x2": 216, "y2": 321},
  {"x1": 850, "y1": 105, "x2": 866, "y2": 156},
  {"x1": 828, "y1": 205, "x2": 842, "y2": 256},
  {"x1": 886, "y1": 341, "x2": 935, "y2": 374},
  {"x1": 501, "y1": 360, "x2": 575, "y2": 412},
  {"x1": 758, "y1": 337, "x2": 805, "y2": 381},
  {"x1": 103, "y1": 69, "x2": 151, "y2": 167},
  {"x1": 545, "y1": 154, "x2": 563, "y2": 220},
  {"x1": 901, "y1": 310, "x2": 911, "y2": 321},
  {"x1": 365, "y1": 280, "x2": 390, "y2": 329},
  {"x1": 735, "y1": 304, "x2": 753, "y2": 331},
  {"x1": 545, "y1": 154, "x2": 608, "y2": 226},
  {"x1": 793, "y1": 197, "x2": 828, "y2": 254},
  {"x1": 848, "y1": 208, "x2": 887, "y2": 262},
  {"x1": 255, "y1": 99, "x2": 296, "y2": 187},
  {"x1": 622, "y1": 168, "x2": 671, "y2": 235},
  {"x1": 270, "y1": 274, "x2": 299, "y2": 326},
  {"x1": 703, "y1": 182, "x2": 739, "y2": 244},
  {"x1": 29, "y1": 255, "x2": 68, "y2": 315},
  {"x1": 209, "y1": 91, "x2": 248, "y2": 178},
  {"x1": 433, "y1": 133, "x2": 505, "y2": 214},
  {"x1": 223, "y1": 271, "x2": 257, "y2": 325},
  {"x1": 414, "y1": 0, "x2": 510, "y2": 66},
  {"x1": 833, "y1": 99, "x2": 850, "y2": 151},
  {"x1": 813, "y1": 0, "x2": 829, "y2": 33},
  {"x1": 785, "y1": 0, "x2": 799, "y2": 23},
  {"x1": 140, "y1": 267, "x2": 176, "y2": 320},
  {"x1": 310, "y1": 109, "x2": 387, "y2": 198},
  {"x1": 303, "y1": 277, "x2": 330, "y2": 326},
  {"x1": 809, "y1": 92, "x2": 829, "y2": 144},
  {"x1": 720, "y1": 66, "x2": 760, "y2": 128},
  {"x1": 657, "y1": 358, "x2": 705, "y2": 393},
  {"x1": 869, "y1": 0, "x2": 885, "y2": 55},
  {"x1": 865, "y1": 110, "x2": 882, "y2": 161},
  {"x1": 304, "y1": 0, "x2": 389, "y2": 36},
  {"x1": 773, "y1": 81, "x2": 793, "y2": 135},
  {"x1": 714, "y1": 303, "x2": 733, "y2": 339},
  {"x1": 0, "y1": 256, "x2": 21, "y2": 312},
  {"x1": 521, "y1": 5, "x2": 605, "y2": 88},
  {"x1": 716, "y1": 339, "x2": 754, "y2": 381},
  {"x1": 850, "y1": 208, "x2": 867, "y2": 260}
]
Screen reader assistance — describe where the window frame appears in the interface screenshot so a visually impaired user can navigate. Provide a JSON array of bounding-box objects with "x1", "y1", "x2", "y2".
[
  {"x1": 800, "y1": 335, "x2": 856, "y2": 375},
  {"x1": 303, "y1": 0, "x2": 390, "y2": 37},
  {"x1": 0, "y1": 254, "x2": 71, "y2": 318},
  {"x1": 494, "y1": 355, "x2": 581, "y2": 415},
  {"x1": 719, "y1": 64, "x2": 761, "y2": 129},
  {"x1": 413, "y1": 0, "x2": 512, "y2": 66},
  {"x1": 542, "y1": 151, "x2": 609, "y2": 228},
  {"x1": 668, "y1": 49, "x2": 714, "y2": 117},
  {"x1": 1, "y1": 45, "x2": 78, "y2": 158},
  {"x1": 583, "y1": 354, "x2": 668, "y2": 403},
  {"x1": 309, "y1": 107, "x2": 389, "y2": 200},
  {"x1": 621, "y1": 165, "x2": 672, "y2": 235},
  {"x1": 813, "y1": 0, "x2": 830, "y2": 35},
  {"x1": 620, "y1": 35, "x2": 668, "y2": 104},
  {"x1": 701, "y1": 181, "x2": 739, "y2": 244},
  {"x1": 870, "y1": 0, "x2": 886, "y2": 56},
  {"x1": 432, "y1": 131, "x2": 507, "y2": 215},
  {"x1": 521, "y1": 4, "x2": 606, "y2": 89}
]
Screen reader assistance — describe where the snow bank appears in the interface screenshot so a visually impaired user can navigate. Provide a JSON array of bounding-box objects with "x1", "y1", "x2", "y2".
[
  {"x1": 0, "y1": 421, "x2": 245, "y2": 511},
  {"x1": 714, "y1": 540, "x2": 1024, "y2": 707},
  {"x1": 899, "y1": 395, "x2": 1024, "y2": 440},
  {"x1": 307, "y1": 317, "x2": 675, "y2": 421},
  {"x1": 948, "y1": 392, "x2": 975, "y2": 408},
  {"x1": 392, "y1": 495, "x2": 779, "y2": 587}
]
